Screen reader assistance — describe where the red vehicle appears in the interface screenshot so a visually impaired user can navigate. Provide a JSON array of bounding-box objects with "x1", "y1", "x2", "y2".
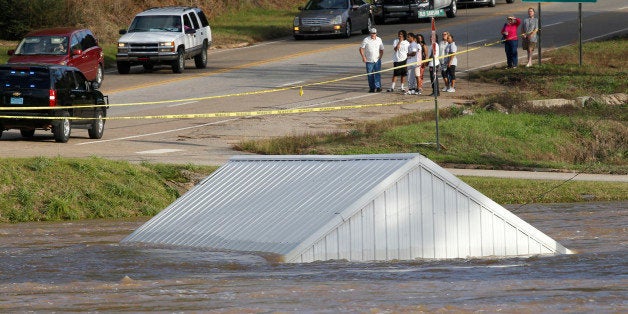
[{"x1": 7, "y1": 28, "x2": 104, "y2": 86}]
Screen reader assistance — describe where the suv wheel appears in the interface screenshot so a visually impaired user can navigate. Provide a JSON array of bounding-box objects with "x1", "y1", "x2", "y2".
[
  {"x1": 362, "y1": 16, "x2": 373, "y2": 34},
  {"x1": 20, "y1": 129, "x2": 35, "y2": 138},
  {"x1": 172, "y1": 48, "x2": 185, "y2": 73},
  {"x1": 53, "y1": 111, "x2": 71, "y2": 143},
  {"x1": 194, "y1": 41, "x2": 208, "y2": 69},
  {"x1": 88, "y1": 109, "x2": 105, "y2": 139},
  {"x1": 343, "y1": 20, "x2": 352, "y2": 38},
  {"x1": 117, "y1": 61, "x2": 131, "y2": 74},
  {"x1": 95, "y1": 64, "x2": 104, "y2": 87},
  {"x1": 489, "y1": 0, "x2": 496, "y2": 7},
  {"x1": 446, "y1": 1, "x2": 457, "y2": 18}
]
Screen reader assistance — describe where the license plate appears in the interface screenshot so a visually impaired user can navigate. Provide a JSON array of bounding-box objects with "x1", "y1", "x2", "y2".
[
  {"x1": 10, "y1": 97, "x2": 23, "y2": 105},
  {"x1": 308, "y1": 26, "x2": 320, "y2": 32}
]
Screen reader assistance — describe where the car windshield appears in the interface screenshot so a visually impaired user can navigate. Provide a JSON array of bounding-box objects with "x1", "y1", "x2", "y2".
[
  {"x1": 128, "y1": 15, "x2": 182, "y2": 32},
  {"x1": 15, "y1": 36, "x2": 68, "y2": 55},
  {"x1": 304, "y1": 0, "x2": 348, "y2": 10},
  {"x1": 0, "y1": 68, "x2": 49, "y2": 89}
]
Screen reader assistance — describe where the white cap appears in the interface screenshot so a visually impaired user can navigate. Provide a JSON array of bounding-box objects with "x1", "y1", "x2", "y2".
[{"x1": 369, "y1": 28, "x2": 377, "y2": 34}]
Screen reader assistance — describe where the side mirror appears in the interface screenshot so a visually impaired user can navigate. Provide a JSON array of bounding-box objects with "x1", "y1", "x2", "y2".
[
  {"x1": 7, "y1": 49, "x2": 15, "y2": 56},
  {"x1": 119, "y1": 29, "x2": 127, "y2": 35},
  {"x1": 71, "y1": 49, "x2": 83, "y2": 56},
  {"x1": 298, "y1": 6, "x2": 304, "y2": 10},
  {"x1": 185, "y1": 28, "x2": 196, "y2": 34}
]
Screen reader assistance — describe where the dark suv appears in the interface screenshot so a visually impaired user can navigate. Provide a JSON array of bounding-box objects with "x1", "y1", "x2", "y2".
[
  {"x1": 0, "y1": 64, "x2": 109, "y2": 143},
  {"x1": 373, "y1": 0, "x2": 457, "y2": 24},
  {"x1": 7, "y1": 28, "x2": 105, "y2": 87}
]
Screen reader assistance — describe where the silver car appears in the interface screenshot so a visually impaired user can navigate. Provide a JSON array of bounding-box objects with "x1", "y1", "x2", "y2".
[{"x1": 293, "y1": 0, "x2": 373, "y2": 39}]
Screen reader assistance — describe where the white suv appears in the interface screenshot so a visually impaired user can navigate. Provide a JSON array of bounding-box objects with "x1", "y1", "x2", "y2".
[{"x1": 116, "y1": 6, "x2": 212, "y2": 74}]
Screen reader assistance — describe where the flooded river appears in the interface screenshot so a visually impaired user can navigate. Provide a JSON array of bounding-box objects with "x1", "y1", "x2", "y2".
[{"x1": 1, "y1": 201, "x2": 626, "y2": 312}]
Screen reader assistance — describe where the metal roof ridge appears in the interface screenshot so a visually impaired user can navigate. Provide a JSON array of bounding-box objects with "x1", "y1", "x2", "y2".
[{"x1": 229, "y1": 153, "x2": 421, "y2": 162}]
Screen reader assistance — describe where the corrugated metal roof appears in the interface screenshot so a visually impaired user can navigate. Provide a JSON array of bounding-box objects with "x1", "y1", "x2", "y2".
[{"x1": 122, "y1": 154, "x2": 572, "y2": 263}]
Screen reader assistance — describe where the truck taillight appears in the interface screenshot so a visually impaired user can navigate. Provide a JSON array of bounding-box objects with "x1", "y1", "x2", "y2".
[{"x1": 49, "y1": 89, "x2": 57, "y2": 107}]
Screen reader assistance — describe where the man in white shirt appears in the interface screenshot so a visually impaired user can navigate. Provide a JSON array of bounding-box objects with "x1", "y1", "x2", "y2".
[
  {"x1": 387, "y1": 30, "x2": 409, "y2": 92},
  {"x1": 405, "y1": 33, "x2": 419, "y2": 94},
  {"x1": 359, "y1": 28, "x2": 384, "y2": 93}
]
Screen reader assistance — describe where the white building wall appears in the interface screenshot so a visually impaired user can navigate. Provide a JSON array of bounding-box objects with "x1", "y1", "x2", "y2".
[{"x1": 294, "y1": 165, "x2": 566, "y2": 263}]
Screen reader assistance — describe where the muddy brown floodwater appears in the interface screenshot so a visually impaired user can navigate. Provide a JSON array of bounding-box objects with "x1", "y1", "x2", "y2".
[{"x1": 0, "y1": 201, "x2": 626, "y2": 312}]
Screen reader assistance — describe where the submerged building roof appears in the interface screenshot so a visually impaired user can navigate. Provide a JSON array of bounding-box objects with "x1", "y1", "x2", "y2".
[{"x1": 122, "y1": 154, "x2": 572, "y2": 263}]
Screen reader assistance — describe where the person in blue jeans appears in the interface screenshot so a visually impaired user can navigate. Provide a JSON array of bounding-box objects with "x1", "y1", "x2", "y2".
[
  {"x1": 501, "y1": 16, "x2": 521, "y2": 68},
  {"x1": 359, "y1": 28, "x2": 384, "y2": 92}
]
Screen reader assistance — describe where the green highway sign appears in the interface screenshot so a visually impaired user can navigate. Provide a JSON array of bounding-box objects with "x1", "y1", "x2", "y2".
[
  {"x1": 418, "y1": 9, "x2": 445, "y2": 18},
  {"x1": 522, "y1": 0, "x2": 596, "y2": 2}
]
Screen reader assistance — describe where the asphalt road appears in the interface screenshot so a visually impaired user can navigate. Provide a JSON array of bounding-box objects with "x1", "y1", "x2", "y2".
[{"x1": 1, "y1": 1, "x2": 626, "y2": 181}]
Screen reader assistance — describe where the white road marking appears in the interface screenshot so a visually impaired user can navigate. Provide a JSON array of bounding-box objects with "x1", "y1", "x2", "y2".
[
  {"x1": 468, "y1": 39, "x2": 487, "y2": 46},
  {"x1": 75, "y1": 118, "x2": 239, "y2": 145},
  {"x1": 278, "y1": 81, "x2": 304, "y2": 87},
  {"x1": 136, "y1": 149, "x2": 184, "y2": 154},
  {"x1": 543, "y1": 22, "x2": 563, "y2": 27},
  {"x1": 167, "y1": 101, "x2": 199, "y2": 108}
]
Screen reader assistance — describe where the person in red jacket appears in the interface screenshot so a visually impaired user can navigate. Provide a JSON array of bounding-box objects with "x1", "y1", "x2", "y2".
[{"x1": 501, "y1": 16, "x2": 521, "y2": 68}]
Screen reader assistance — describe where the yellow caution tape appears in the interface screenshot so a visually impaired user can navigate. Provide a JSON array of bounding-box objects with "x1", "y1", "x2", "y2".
[
  {"x1": 0, "y1": 99, "x2": 432, "y2": 120},
  {"x1": 0, "y1": 33, "x2": 534, "y2": 114}
]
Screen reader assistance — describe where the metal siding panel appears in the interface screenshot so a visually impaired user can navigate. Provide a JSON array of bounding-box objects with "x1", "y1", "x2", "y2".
[
  {"x1": 338, "y1": 221, "x2": 351, "y2": 260},
  {"x1": 326, "y1": 229, "x2": 339, "y2": 260},
  {"x1": 445, "y1": 184, "x2": 459, "y2": 258},
  {"x1": 517, "y1": 229, "x2": 530, "y2": 255},
  {"x1": 469, "y1": 201, "x2": 482, "y2": 256},
  {"x1": 302, "y1": 247, "x2": 314, "y2": 263},
  {"x1": 421, "y1": 168, "x2": 435, "y2": 258},
  {"x1": 374, "y1": 194, "x2": 387, "y2": 260},
  {"x1": 409, "y1": 169, "x2": 422, "y2": 259},
  {"x1": 433, "y1": 178, "x2": 447, "y2": 258},
  {"x1": 504, "y1": 223, "x2": 518, "y2": 256},
  {"x1": 481, "y1": 208, "x2": 494, "y2": 256},
  {"x1": 362, "y1": 202, "x2": 375, "y2": 261},
  {"x1": 350, "y1": 212, "x2": 363, "y2": 261},
  {"x1": 313, "y1": 239, "x2": 325, "y2": 262},
  {"x1": 385, "y1": 186, "x2": 399, "y2": 260},
  {"x1": 531, "y1": 240, "x2": 543, "y2": 255},
  {"x1": 397, "y1": 176, "x2": 411, "y2": 260},
  {"x1": 493, "y1": 216, "x2": 506, "y2": 256},
  {"x1": 457, "y1": 194, "x2": 471, "y2": 258}
]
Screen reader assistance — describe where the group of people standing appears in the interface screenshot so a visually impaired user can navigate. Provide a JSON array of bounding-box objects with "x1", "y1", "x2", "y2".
[
  {"x1": 501, "y1": 7, "x2": 538, "y2": 68},
  {"x1": 359, "y1": 7, "x2": 539, "y2": 94},
  {"x1": 358, "y1": 28, "x2": 457, "y2": 96}
]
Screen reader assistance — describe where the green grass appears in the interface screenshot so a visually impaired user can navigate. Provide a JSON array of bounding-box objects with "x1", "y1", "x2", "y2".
[
  {"x1": 462, "y1": 176, "x2": 627, "y2": 205},
  {"x1": 236, "y1": 104, "x2": 627, "y2": 174},
  {"x1": 0, "y1": 157, "x2": 217, "y2": 223},
  {"x1": 210, "y1": 7, "x2": 298, "y2": 47},
  {"x1": 469, "y1": 36, "x2": 627, "y2": 99}
]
